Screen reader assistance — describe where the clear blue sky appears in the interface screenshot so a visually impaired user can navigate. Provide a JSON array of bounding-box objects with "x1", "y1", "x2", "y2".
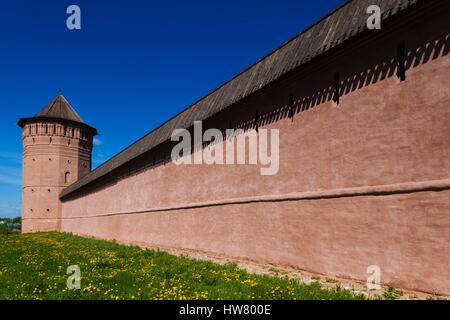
[{"x1": 0, "y1": 0, "x2": 344, "y2": 218}]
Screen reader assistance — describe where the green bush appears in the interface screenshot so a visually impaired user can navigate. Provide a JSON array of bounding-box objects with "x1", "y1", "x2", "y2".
[
  {"x1": 0, "y1": 217, "x2": 21, "y2": 233},
  {"x1": 0, "y1": 224, "x2": 13, "y2": 235}
]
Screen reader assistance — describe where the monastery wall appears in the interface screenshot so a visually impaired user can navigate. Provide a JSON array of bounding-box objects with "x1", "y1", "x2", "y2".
[{"x1": 59, "y1": 13, "x2": 450, "y2": 294}]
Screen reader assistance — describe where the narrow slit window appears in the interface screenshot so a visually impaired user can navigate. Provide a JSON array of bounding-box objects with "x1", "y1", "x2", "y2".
[{"x1": 65, "y1": 172, "x2": 71, "y2": 185}]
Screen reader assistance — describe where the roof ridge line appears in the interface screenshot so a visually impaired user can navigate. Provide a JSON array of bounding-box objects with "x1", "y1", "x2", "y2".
[
  {"x1": 77, "y1": 0, "x2": 358, "y2": 175},
  {"x1": 60, "y1": 95, "x2": 84, "y2": 122},
  {"x1": 45, "y1": 96, "x2": 59, "y2": 116},
  {"x1": 60, "y1": 0, "x2": 428, "y2": 199}
]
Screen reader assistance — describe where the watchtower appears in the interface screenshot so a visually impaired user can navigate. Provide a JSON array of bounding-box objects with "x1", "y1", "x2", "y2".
[{"x1": 18, "y1": 95, "x2": 97, "y2": 233}]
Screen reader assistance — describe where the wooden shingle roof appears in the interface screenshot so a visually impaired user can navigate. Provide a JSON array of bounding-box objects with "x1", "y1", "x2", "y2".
[
  {"x1": 61, "y1": 0, "x2": 423, "y2": 199},
  {"x1": 35, "y1": 95, "x2": 84, "y2": 123},
  {"x1": 18, "y1": 95, "x2": 97, "y2": 135}
]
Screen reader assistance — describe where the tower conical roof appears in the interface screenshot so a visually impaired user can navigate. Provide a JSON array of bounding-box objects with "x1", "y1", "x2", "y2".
[
  {"x1": 18, "y1": 95, "x2": 97, "y2": 135},
  {"x1": 35, "y1": 95, "x2": 84, "y2": 123}
]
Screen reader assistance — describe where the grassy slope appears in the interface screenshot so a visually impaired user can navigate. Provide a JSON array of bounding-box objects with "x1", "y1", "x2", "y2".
[{"x1": 0, "y1": 232, "x2": 365, "y2": 300}]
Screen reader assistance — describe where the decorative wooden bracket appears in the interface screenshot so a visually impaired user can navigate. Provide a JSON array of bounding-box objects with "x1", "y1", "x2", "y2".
[
  {"x1": 397, "y1": 42, "x2": 406, "y2": 82},
  {"x1": 333, "y1": 72, "x2": 340, "y2": 106},
  {"x1": 288, "y1": 93, "x2": 294, "y2": 121}
]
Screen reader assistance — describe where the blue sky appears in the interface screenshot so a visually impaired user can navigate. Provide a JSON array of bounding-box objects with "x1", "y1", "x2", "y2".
[{"x1": 0, "y1": 0, "x2": 344, "y2": 217}]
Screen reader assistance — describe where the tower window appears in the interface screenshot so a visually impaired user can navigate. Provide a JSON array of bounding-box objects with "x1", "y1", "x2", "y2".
[{"x1": 65, "y1": 172, "x2": 71, "y2": 185}]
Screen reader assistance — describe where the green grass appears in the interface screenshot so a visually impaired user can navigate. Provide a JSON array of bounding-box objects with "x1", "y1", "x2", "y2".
[{"x1": 0, "y1": 232, "x2": 365, "y2": 300}]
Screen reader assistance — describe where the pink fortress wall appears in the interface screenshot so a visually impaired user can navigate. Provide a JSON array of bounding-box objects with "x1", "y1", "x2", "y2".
[{"x1": 60, "y1": 14, "x2": 450, "y2": 294}]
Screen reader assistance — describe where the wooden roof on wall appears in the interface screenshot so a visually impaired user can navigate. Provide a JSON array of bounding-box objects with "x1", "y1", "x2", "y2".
[{"x1": 60, "y1": 0, "x2": 422, "y2": 199}]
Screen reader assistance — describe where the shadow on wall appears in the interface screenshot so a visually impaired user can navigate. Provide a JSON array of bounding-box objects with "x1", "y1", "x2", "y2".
[
  {"x1": 248, "y1": 32, "x2": 450, "y2": 132},
  {"x1": 63, "y1": 31, "x2": 450, "y2": 201}
]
